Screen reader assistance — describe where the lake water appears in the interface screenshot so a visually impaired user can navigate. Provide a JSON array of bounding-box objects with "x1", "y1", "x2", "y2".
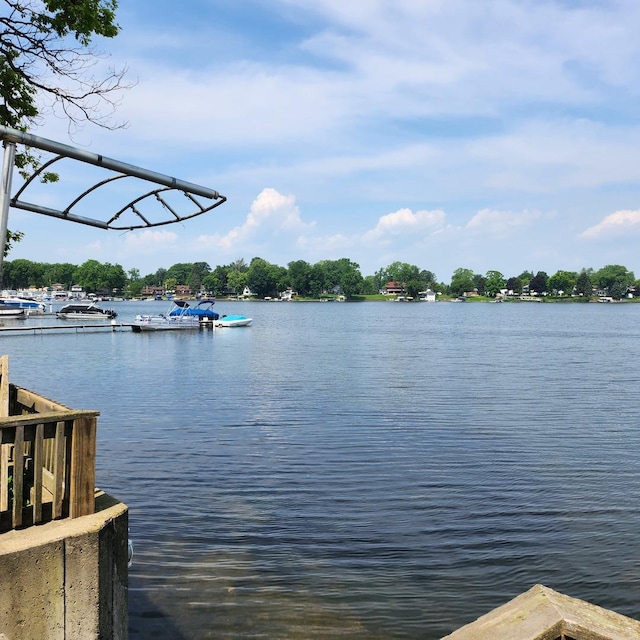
[{"x1": 2, "y1": 300, "x2": 640, "y2": 639}]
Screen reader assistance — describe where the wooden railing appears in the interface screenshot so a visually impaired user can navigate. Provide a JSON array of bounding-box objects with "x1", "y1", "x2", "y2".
[{"x1": 0, "y1": 356, "x2": 99, "y2": 532}]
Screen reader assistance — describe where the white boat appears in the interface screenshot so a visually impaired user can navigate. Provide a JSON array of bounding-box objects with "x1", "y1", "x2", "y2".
[
  {"x1": 0, "y1": 305, "x2": 26, "y2": 318},
  {"x1": 0, "y1": 296, "x2": 46, "y2": 313},
  {"x1": 56, "y1": 302, "x2": 118, "y2": 320},
  {"x1": 132, "y1": 300, "x2": 218, "y2": 332},
  {"x1": 216, "y1": 314, "x2": 252, "y2": 328}
]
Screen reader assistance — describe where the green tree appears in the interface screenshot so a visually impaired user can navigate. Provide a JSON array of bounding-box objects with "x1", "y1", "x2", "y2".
[
  {"x1": 44, "y1": 262, "x2": 75, "y2": 287},
  {"x1": 406, "y1": 279, "x2": 423, "y2": 300},
  {"x1": 593, "y1": 265, "x2": 634, "y2": 294},
  {"x1": 187, "y1": 262, "x2": 211, "y2": 292},
  {"x1": 484, "y1": 270, "x2": 505, "y2": 298},
  {"x1": 575, "y1": 269, "x2": 593, "y2": 297},
  {"x1": 360, "y1": 275, "x2": 378, "y2": 295},
  {"x1": 0, "y1": 0, "x2": 125, "y2": 134},
  {"x1": 73, "y1": 259, "x2": 126, "y2": 292},
  {"x1": 529, "y1": 271, "x2": 548, "y2": 295},
  {"x1": 380, "y1": 261, "x2": 421, "y2": 287},
  {"x1": 165, "y1": 263, "x2": 193, "y2": 285},
  {"x1": 449, "y1": 268, "x2": 475, "y2": 296},
  {"x1": 472, "y1": 273, "x2": 486, "y2": 296},
  {"x1": 226, "y1": 269, "x2": 247, "y2": 295},
  {"x1": 3, "y1": 258, "x2": 34, "y2": 288},
  {"x1": 548, "y1": 270, "x2": 577, "y2": 296},
  {"x1": 338, "y1": 260, "x2": 363, "y2": 298},
  {"x1": 247, "y1": 257, "x2": 279, "y2": 297},
  {"x1": 287, "y1": 260, "x2": 312, "y2": 296},
  {"x1": 506, "y1": 276, "x2": 522, "y2": 294},
  {"x1": 202, "y1": 273, "x2": 220, "y2": 296}
]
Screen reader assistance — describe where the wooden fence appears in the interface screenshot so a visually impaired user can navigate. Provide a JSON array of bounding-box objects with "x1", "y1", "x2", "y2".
[{"x1": 0, "y1": 356, "x2": 99, "y2": 532}]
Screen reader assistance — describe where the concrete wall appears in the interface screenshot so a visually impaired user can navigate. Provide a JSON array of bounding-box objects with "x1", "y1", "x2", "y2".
[{"x1": 0, "y1": 492, "x2": 128, "y2": 640}]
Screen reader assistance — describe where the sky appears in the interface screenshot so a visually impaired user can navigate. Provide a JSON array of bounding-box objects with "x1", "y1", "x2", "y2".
[{"x1": 6, "y1": 0, "x2": 640, "y2": 282}]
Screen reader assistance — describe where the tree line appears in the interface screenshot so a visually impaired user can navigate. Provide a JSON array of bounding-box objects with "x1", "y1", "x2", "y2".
[{"x1": 2, "y1": 258, "x2": 637, "y2": 300}]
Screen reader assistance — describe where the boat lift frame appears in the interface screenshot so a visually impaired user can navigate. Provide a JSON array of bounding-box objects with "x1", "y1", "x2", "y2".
[{"x1": 0, "y1": 125, "x2": 227, "y2": 283}]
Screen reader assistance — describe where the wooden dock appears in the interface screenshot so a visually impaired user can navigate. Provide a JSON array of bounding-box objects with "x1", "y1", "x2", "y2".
[{"x1": 0, "y1": 322, "x2": 134, "y2": 334}]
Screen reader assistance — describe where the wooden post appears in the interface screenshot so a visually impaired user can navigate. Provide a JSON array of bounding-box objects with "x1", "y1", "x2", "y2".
[
  {"x1": 53, "y1": 420, "x2": 65, "y2": 519},
  {"x1": 12, "y1": 425, "x2": 23, "y2": 527},
  {"x1": 68, "y1": 416, "x2": 96, "y2": 518},
  {"x1": 0, "y1": 443, "x2": 8, "y2": 512},
  {"x1": 0, "y1": 354, "x2": 9, "y2": 417},
  {"x1": 32, "y1": 422, "x2": 43, "y2": 523}
]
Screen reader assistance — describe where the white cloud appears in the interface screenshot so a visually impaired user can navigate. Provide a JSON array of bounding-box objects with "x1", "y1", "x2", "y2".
[
  {"x1": 196, "y1": 188, "x2": 316, "y2": 253},
  {"x1": 124, "y1": 229, "x2": 178, "y2": 251},
  {"x1": 364, "y1": 208, "x2": 446, "y2": 243},
  {"x1": 580, "y1": 210, "x2": 640, "y2": 240},
  {"x1": 466, "y1": 209, "x2": 541, "y2": 235}
]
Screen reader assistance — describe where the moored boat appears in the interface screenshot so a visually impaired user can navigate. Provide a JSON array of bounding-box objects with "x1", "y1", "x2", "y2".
[
  {"x1": 56, "y1": 302, "x2": 118, "y2": 320},
  {"x1": 0, "y1": 296, "x2": 46, "y2": 313},
  {"x1": 216, "y1": 314, "x2": 252, "y2": 327},
  {"x1": 132, "y1": 300, "x2": 218, "y2": 332},
  {"x1": 0, "y1": 305, "x2": 26, "y2": 318}
]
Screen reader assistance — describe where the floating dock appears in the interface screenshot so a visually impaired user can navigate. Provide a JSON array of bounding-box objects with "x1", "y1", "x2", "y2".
[{"x1": 0, "y1": 322, "x2": 133, "y2": 334}]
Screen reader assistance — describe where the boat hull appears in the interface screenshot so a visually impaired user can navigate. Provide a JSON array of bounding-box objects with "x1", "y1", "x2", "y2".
[{"x1": 216, "y1": 315, "x2": 252, "y2": 327}]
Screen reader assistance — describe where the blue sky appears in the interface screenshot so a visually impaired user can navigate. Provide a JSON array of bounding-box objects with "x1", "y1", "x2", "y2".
[{"x1": 8, "y1": 0, "x2": 640, "y2": 282}]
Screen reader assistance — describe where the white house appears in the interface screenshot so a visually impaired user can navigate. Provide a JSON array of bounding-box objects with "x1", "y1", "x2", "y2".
[{"x1": 418, "y1": 289, "x2": 436, "y2": 302}]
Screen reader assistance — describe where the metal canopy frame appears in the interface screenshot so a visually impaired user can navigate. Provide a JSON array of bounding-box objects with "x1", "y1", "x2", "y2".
[{"x1": 0, "y1": 125, "x2": 227, "y2": 282}]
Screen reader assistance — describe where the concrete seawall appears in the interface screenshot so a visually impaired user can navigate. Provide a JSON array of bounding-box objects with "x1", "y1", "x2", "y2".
[{"x1": 0, "y1": 491, "x2": 128, "y2": 640}]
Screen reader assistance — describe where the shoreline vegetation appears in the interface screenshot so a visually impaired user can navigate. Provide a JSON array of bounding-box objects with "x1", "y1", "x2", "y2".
[{"x1": 2, "y1": 258, "x2": 638, "y2": 304}]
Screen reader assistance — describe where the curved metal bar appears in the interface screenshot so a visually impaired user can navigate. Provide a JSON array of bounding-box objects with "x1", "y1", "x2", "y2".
[
  {"x1": 106, "y1": 191, "x2": 227, "y2": 230},
  {"x1": 0, "y1": 124, "x2": 227, "y2": 230},
  {"x1": 11, "y1": 154, "x2": 65, "y2": 203},
  {"x1": 0, "y1": 125, "x2": 221, "y2": 200},
  {"x1": 63, "y1": 173, "x2": 129, "y2": 212}
]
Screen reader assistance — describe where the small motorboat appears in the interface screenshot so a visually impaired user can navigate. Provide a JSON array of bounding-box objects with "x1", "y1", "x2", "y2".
[
  {"x1": 56, "y1": 302, "x2": 118, "y2": 320},
  {"x1": 0, "y1": 304, "x2": 26, "y2": 318},
  {"x1": 216, "y1": 314, "x2": 252, "y2": 328},
  {"x1": 0, "y1": 296, "x2": 46, "y2": 313}
]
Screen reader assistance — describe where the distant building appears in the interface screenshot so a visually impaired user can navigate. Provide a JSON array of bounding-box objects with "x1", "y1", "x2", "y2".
[
  {"x1": 384, "y1": 281, "x2": 405, "y2": 295},
  {"x1": 419, "y1": 289, "x2": 436, "y2": 302}
]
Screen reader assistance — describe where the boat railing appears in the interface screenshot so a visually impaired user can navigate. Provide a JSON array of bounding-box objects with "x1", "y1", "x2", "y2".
[{"x1": 0, "y1": 355, "x2": 98, "y2": 532}]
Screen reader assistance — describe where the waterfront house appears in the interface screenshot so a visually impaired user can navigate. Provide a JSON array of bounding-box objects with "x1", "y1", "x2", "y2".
[{"x1": 384, "y1": 281, "x2": 405, "y2": 296}]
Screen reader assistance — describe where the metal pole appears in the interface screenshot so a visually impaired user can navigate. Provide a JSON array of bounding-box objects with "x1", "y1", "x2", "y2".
[
  {"x1": 0, "y1": 125, "x2": 220, "y2": 200},
  {"x1": 0, "y1": 141, "x2": 15, "y2": 289}
]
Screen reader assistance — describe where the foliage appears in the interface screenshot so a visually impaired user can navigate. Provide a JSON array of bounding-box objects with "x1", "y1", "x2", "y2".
[
  {"x1": 3, "y1": 257, "x2": 639, "y2": 303},
  {"x1": 593, "y1": 264, "x2": 635, "y2": 295},
  {"x1": 575, "y1": 269, "x2": 593, "y2": 297},
  {"x1": 449, "y1": 267, "x2": 476, "y2": 296},
  {"x1": 226, "y1": 269, "x2": 247, "y2": 294},
  {"x1": 0, "y1": 0, "x2": 127, "y2": 134},
  {"x1": 548, "y1": 270, "x2": 577, "y2": 296},
  {"x1": 484, "y1": 270, "x2": 505, "y2": 298},
  {"x1": 529, "y1": 271, "x2": 548, "y2": 295},
  {"x1": 247, "y1": 257, "x2": 280, "y2": 297},
  {"x1": 73, "y1": 259, "x2": 126, "y2": 292}
]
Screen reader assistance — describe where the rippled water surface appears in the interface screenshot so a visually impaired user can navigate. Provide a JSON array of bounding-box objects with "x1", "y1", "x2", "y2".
[{"x1": 3, "y1": 300, "x2": 640, "y2": 638}]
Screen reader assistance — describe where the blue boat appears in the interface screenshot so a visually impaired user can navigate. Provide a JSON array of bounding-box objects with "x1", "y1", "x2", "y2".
[
  {"x1": 168, "y1": 299, "x2": 219, "y2": 321},
  {"x1": 133, "y1": 300, "x2": 219, "y2": 332}
]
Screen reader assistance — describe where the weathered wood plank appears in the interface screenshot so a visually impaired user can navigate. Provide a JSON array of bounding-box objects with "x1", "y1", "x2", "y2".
[
  {"x1": 0, "y1": 409, "x2": 99, "y2": 429},
  {"x1": 69, "y1": 416, "x2": 96, "y2": 518},
  {"x1": 0, "y1": 443, "x2": 8, "y2": 512},
  {"x1": 12, "y1": 426, "x2": 24, "y2": 527},
  {"x1": 33, "y1": 422, "x2": 44, "y2": 522},
  {"x1": 0, "y1": 355, "x2": 9, "y2": 418},
  {"x1": 53, "y1": 421, "x2": 65, "y2": 518},
  {"x1": 15, "y1": 386, "x2": 70, "y2": 413}
]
